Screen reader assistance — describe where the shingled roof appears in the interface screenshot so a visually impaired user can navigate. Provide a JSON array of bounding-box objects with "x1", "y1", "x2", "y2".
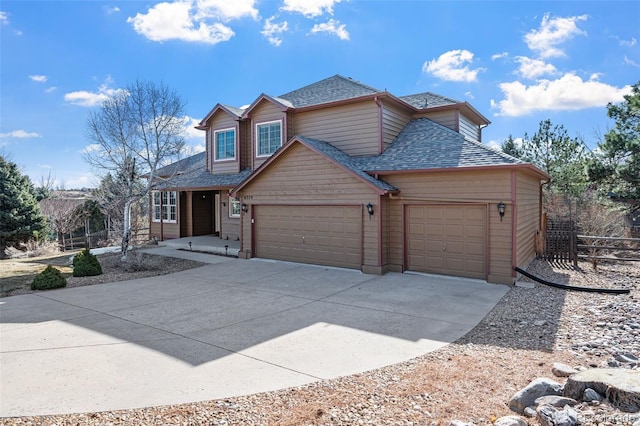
[
  {"x1": 154, "y1": 152, "x2": 251, "y2": 190},
  {"x1": 278, "y1": 75, "x2": 383, "y2": 108},
  {"x1": 356, "y1": 118, "x2": 524, "y2": 172},
  {"x1": 398, "y1": 92, "x2": 460, "y2": 109}
]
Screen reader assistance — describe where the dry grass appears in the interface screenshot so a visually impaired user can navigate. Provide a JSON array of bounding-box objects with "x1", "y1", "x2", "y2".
[{"x1": 0, "y1": 251, "x2": 75, "y2": 297}]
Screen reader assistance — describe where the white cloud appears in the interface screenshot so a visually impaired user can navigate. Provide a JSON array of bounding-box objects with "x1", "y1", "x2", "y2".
[
  {"x1": 81, "y1": 144, "x2": 101, "y2": 154},
  {"x1": 282, "y1": 0, "x2": 341, "y2": 18},
  {"x1": 515, "y1": 56, "x2": 557, "y2": 79},
  {"x1": 524, "y1": 13, "x2": 587, "y2": 58},
  {"x1": 624, "y1": 56, "x2": 640, "y2": 68},
  {"x1": 64, "y1": 82, "x2": 125, "y2": 107},
  {"x1": 0, "y1": 11, "x2": 8, "y2": 24},
  {"x1": 105, "y1": 6, "x2": 120, "y2": 14},
  {"x1": 491, "y1": 73, "x2": 631, "y2": 117},
  {"x1": 261, "y1": 16, "x2": 288, "y2": 46},
  {"x1": 0, "y1": 130, "x2": 42, "y2": 139},
  {"x1": 183, "y1": 116, "x2": 204, "y2": 140},
  {"x1": 127, "y1": 1, "x2": 235, "y2": 44},
  {"x1": 491, "y1": 52, "x2": 509, "y2": 61},
  {"x1": 486, "y1": 140, "x2": 501, "y2": 151},
  {"x1": 423, "y1": 49, "x2": 482, "y2": 83},
  {"x1": 309, "y1": 19, "x2": 349, "y2": 40},
  {"x1": 464, "y1": 91, "x2": 474, "y2": 99},
  {"x1": 195, "y1": 0, "x2": 258, "y2": 21},
  {"x1": 45, "y1": 86, "x2": 57, "y2": 93},
  {"x1": 29, "y1": 74, "x2": 48, "y2": 83},
  {"x1": 620, "y1": 37, "x2": 637, "y2": 47}
]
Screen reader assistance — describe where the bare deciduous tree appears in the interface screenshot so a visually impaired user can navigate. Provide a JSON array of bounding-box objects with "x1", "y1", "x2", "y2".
[
  {"x1": 84, "y1": 80, "x2": 186, "y2": 258},
  {"x1": 39, "y1": 196, "x2": 85, "y2": 251}
]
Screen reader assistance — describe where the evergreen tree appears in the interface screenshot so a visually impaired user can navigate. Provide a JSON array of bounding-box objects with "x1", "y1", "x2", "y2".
[
  {"x1": 500, "y1": 134, "x2": 523, "y2": 159},
  {"x1": 0, "y1": 156, "x2": 47, "y2": 255}
]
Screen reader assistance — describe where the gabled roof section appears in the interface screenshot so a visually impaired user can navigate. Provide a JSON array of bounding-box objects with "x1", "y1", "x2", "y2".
[
  {"x1": 233, "y1": 135, "x2": 397, "y2": 195},
  {"x1": 355, "y1": 118, "x2": 531, "y2": 172},
  {"x1": 153, "y1": 152, "x2": 250, "y2": 190},
  {"x1": 399, "y1": 92, "x2": 460, "y2": 109},
  {"x1": 196, "y1": 103, "x2": 244, "y2": 129},
  {"x1": 241, "y1": 93, "x2": 294, "y2": 118},
  {"x1": 278, "y1": 75, "x2": 383, "y2": 108}
]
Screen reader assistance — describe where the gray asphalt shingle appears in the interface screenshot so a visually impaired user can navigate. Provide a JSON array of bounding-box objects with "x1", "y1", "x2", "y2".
[
  {"x1": 154, "y1": 152, "x2": 251, "y2": 190},
  {"x1": 398, "y1": 92, "x2": 460, "y2": 109},
  {"x1": 278, "y1": 75, "x2": 382, "y2": 108},
  {"x1": 355, "y1": 118, "x2": 524, "y2": 171}
]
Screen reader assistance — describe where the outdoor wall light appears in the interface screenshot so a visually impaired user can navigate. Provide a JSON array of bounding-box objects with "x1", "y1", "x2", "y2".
[
  {"x1": 366, "y1": 203, "x2": 374, "y2": 218},
  {"x1": 497, "y1": 202, "x2": 506, "y2": 221},
  {"x1": 241, "y1": 203, "x2": 248, "y2": 213}
]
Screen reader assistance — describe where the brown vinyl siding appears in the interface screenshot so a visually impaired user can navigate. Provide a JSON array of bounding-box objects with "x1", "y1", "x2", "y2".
[
  {"x1": 413, "y1": 110, "x2": 458, "y2": 132},
  {"x1": 220, "y1": 192, "x2": 240, "y2": 241},
  {"x1": 292, "y1": 101, "x2": 380, "y2": 156},
  {"x1": 251, "y1": 101, "x2": 287, "y2": 169},
  {"x1": 237, "y1": 143, "x2": 380, "y2": 270},
  {"x1": 383, "y1": 169, "x2": 514, "y2": 284},
  {"x1": 459, "y1": 114, "x2": 481, "y2": 142},
  {"x1": 382, "y1": 102, "x2": 412, "y2": 150},
  {"x1": 240, "y1": 120, "x2": 251, "y2": 171},
  {"x1": 208, "y1": 114, "x2": 240, "y2": 174},
  {"x1": 516, "y1": 171, "x2": 542, "y2": 269}
]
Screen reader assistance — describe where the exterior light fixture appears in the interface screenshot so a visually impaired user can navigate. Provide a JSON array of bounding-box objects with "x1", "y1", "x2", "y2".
[
  {"x1": 366, "y1": 203, "x2": 374, "y2": 218},
  {"x1": 241, "y1": 203, "x2": 248, "y2": 213},
  {"x1": 497, "y1": 202, "x2": 506, "y2": 221}
]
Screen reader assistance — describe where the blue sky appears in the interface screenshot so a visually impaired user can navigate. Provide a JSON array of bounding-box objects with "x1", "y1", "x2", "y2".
[{"x1": 1, "y1": 0, "x2": 638, "y2": 189}]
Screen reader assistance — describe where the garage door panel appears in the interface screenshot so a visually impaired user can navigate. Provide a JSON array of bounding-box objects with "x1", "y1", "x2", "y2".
[
  {"x1": 255, "y1": 205, "x2": 361, "y2": 269},
  {"x1": 407, "y1": 205, "x2": 486, "y2": 280}
]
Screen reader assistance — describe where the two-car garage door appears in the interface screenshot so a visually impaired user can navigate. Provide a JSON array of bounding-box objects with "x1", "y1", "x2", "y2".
[
  {"x1": 406, "y1": 205, "x2": 487, "y2": 279},
  {"x1": 254, "y1": 205, "x2": 361, "y2": 269}
]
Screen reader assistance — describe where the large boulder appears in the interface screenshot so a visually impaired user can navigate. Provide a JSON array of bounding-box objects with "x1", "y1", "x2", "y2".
[
  {"x1": 509, "y1": 378, "x2": 563, "y2": 414},
  {"x1": 564, "y1": 368, "x2": 640, "y2": 412}
]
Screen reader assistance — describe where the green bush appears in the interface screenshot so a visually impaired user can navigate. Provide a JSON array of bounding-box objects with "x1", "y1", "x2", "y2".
[
  {"x1": 72, "y1": 248, "x2": 103, "y2": 277},
  {"x1": 31, "y1": 265, "x2": 67, "y2": 290}
]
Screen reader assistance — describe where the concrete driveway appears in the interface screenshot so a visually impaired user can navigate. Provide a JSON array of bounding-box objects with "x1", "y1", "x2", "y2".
[{"x1": 0, "y1": 249, "x2": 508, "y2": 417}]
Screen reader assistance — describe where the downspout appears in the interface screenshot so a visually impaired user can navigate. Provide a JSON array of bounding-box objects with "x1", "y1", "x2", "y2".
[
  {"x1": 160, "y1": 191, "x2": 164, "y2": 242},
  {"x1": 511, "y1": 170, "x2": 517, "y2": 278},
  {"x1": 375, "y1": 96, "x2": 384, "y2": 154}
]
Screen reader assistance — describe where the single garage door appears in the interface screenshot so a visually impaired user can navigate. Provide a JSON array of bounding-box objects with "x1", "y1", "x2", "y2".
[
  {"x1": 406, "y1": 205, "x2": 486, "y2": 279},
  {"x1": 255, "y1": 205, "x2": 361, "y2": 269}
]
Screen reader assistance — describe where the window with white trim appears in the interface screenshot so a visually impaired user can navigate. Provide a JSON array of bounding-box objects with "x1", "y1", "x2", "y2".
[
  {"x1": 214, "y1": 128, "x2": 236, "y2": 161},
  {"x1": 229, "y1": 197, "x2": 241, "y2": 218},
  {"x1": 152, "y1": 191, "x2": 177, "y2": 223},
  {"x1": 256, "y1": 120, "x2": 282, "y2": 157}
]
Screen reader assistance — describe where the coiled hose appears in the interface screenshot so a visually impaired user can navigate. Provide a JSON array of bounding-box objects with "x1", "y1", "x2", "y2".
[{"x1": 514, "y1": 266, "x2": 630, "y2": 295}]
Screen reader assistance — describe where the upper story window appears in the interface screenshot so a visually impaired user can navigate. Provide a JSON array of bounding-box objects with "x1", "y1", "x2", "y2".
[
  {"x1": 152, "y1": 191, "x2": 177, "y2": 223},
  {"x1": 256, "y1": 120, "x2": 282, "y2": 157},
  {"x1": 214, "y1": 128, "x2": 236, "y2": 161}
]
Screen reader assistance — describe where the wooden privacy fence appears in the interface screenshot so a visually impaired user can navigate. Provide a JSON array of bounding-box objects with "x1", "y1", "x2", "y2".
[
  {"x1": 58, "y1": 230, "x2": 109, "y2": 251},
  {"x1": 542, "y1": 218, "x2": 578, "y2": 265}
]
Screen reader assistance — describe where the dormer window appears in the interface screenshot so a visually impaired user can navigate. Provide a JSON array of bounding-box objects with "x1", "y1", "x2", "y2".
[
  {"x1": 256, "y1": 120, "x2": 282, "y2": 157},
  {"x1": 214, "y1": 128, "x2": 236, "y2": 161}
]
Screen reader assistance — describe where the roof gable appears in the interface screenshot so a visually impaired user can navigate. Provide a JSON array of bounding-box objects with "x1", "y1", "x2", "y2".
[
  {"x1": 278, "y1": 75, "x2": 383, "y2": 108},
  {"x1": 197, "y1": 103, "x2": 243, "y2": 129},
  {"x1": 241, "y1": 94, "x2": 293, "y2": 118},
  {"x1": 233, "y1": 136, "x2": 397, "y2": 195}
]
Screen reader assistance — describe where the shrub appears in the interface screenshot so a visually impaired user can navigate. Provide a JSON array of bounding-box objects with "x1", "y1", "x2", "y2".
[
  {"x1": 72, "y1": 248, "x2": 103, "y2": 277},
  {"x1": 31, "y1": 265, "x2": 67, "y2": 290}
]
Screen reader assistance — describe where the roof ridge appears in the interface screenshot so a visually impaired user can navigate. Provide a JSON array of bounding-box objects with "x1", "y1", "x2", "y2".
[{"x1": 463, "y1": 136, "x2": 526, "y2": 164}]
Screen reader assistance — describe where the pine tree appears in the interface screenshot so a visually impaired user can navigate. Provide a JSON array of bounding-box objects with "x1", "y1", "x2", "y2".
[{"x1": 0, "y1": 156, "x2": 47, "y2": 255}]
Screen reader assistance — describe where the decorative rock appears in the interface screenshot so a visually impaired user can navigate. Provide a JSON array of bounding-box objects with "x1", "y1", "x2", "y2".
[
  {"x1": 536, "y1": 405, "x2": 578, "y2": 426},
  {"x1": 534, "y1": 320, "x2": 547, "y2": 326},
  {"x1": 509, "y1": 378, "x2": 564, "y2": 414},
  {"x1": 494, "y1": 415, "x2": 527, "y2": 426},
  {"x1": 536, "y1": 405, "x2": 556, "y2": 426},
  {"x1": 449, "y1": 421, "x2": 475, "y2": 426},
  {"x1": 583, "y1": 387, "x2": 602, "y2": 402},
  {"x1": 552, "y1": 362, "x2": 578, "y2": 378},
  {"x1": 564, "y1": 368, "x2": 640, "y2": 412},
  {"x1": 523, "y1": 406, "x2": 537, "y2": 418},
  {"x1": 534, "y1": 395, "x2": 578, "y2": 408}
]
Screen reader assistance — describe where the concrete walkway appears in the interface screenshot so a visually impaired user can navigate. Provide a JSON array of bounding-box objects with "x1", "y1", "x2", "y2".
[{"x1": 0, "y1": 248, "x2": 508, "y2": 417}]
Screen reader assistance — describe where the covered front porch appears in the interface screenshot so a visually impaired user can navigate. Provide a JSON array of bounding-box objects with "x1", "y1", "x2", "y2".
[{"x1": 158, "y1": 235, "x2": 240, "y2": 257}]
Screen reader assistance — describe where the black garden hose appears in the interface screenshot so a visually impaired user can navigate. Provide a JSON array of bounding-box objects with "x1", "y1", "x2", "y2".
[{"x1": 514, "y1": 266, "x2": 630, "y2": 295}]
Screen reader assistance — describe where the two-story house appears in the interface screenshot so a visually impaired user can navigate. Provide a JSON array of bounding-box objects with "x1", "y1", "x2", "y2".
[{"x1": 151, "y1": 75, "x2": 549, "y2": 284}]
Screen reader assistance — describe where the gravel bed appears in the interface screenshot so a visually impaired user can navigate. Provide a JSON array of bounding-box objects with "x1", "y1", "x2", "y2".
[{"x1": 2, "y1": 259, "x2": 638, "y2": 425}]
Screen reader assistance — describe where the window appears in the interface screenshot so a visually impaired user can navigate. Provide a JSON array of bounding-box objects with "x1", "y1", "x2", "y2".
[
  {"x1": 229, "y1": 197, "x2": 241, "y2": 218},
  {"x1": 256, "y1": 120, "x2": 282, "y2": 157},
  {"x1": 152, "y1": 191, "x2": 177, "y2": 223},
  {"x1": 214, "y1": 128, "x2": 236, "y2": 161}
]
